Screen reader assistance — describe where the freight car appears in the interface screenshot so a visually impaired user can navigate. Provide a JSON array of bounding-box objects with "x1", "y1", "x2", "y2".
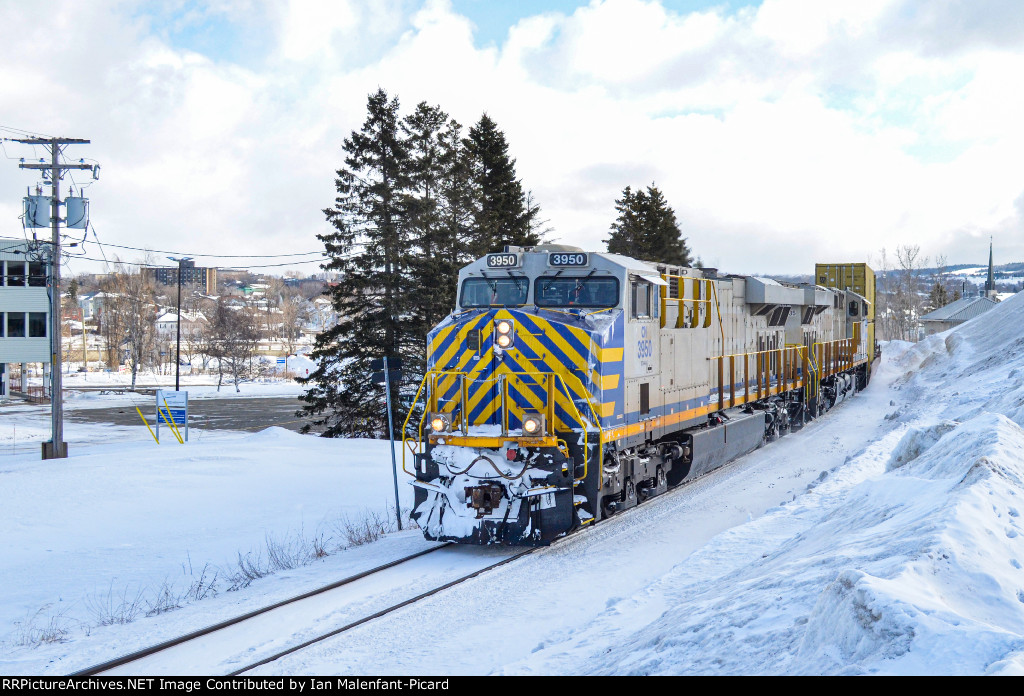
[{"x1": 402, "y1": 246, "x2": 875, "y2": 545}]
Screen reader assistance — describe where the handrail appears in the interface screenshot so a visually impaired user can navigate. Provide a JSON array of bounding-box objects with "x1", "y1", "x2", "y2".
[
  {"x1": 401, "y1": 373, "x2": 434, "y2": 476},
  {"x1": 812, "y1": 337, "x2": 855, "y2": 379},
  {"x1": 401, "y1": 368, "x2": 602, "y2": 484},
  {"x1": 709, "y1": 345, "x2": 806, "y2": 410},
  {"x1": 660, "y1": 274, "x2": 726, "y2": 358},
  {"x1": 502, "y1": 370, "x2": 601, "y2": 483}
]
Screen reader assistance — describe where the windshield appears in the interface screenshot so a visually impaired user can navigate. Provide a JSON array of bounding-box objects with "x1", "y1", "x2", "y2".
[
  {"x1": 460, "y1": 277, "x2": 529, "y2": 308},
  {"x1": 534, "y1": 276, "x2": 619, "y2": 308}
]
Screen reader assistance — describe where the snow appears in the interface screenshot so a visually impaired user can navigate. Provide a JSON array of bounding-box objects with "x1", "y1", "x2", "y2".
[
  {"x1": 0, "y1": 425, "x2": 416, "y2": 675},
  {"x1": 4, "y1": 292, "x2": 1024, "y2": 675}
]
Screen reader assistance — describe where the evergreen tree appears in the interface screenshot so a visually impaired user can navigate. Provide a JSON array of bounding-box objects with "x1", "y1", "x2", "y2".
[
  {"x1": 606, "y1": 185, "x2": 643, "y2": 252},
  {"x1": 403, "y1": 102, "x2": 449, "y2": 369},
  {"x1": 299, "y1": 88, "x2": 415, "y2": 438},
  {"x1": 300, "y1": 94, "x2": 545, "y2": 438},
  {"x1": 465, "y1": 113, "x2": 541, "y2": 255},
  {"x1": 928, "y1": 281, "x2": 951, "y2": 311},
  {"x1": 605, "y1": 183, "x2": 693, "y2": 266},
  {"x1": 402, "y1": 103, "x2": 478, "y2": 375}
]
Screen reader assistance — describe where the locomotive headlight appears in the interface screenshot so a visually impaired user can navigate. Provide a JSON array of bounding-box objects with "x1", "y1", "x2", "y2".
[
  {"x1": 429, "y1": 412, "x2": 450, "y2": 433},
  {"x1": 494, "y1": 318, "x2": 514, "y2": 350},
  {"x1": 522, "y1": 413, "x2": 545, "y2": 436}
]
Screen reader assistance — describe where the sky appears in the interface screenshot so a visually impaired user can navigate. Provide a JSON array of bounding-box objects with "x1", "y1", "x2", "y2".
[{"x1": 1, "y1": 0, "x2": 1023, "y2": 276}]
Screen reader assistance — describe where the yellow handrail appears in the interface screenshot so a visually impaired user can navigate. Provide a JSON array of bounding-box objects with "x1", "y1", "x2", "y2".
[
  {"x1": 401, "y1": 368, "x2": 602, "y2": 484},
  {"x1": 660, "y1": 274, "x2": 726, "y2": 360},
  {"x1": 709, "y1": 345, "x2": 806, "y2": 409}
]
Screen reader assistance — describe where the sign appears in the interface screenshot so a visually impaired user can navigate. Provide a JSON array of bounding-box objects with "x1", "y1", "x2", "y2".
[
  {"x1": 372, "y1": 370, "x2": 402, "y2": 384},
  {"x1": 276, "y1": 358, "x2": 286, "y2": 366},
  {"x1": 548, "y1": 252, "x2": 588, "y2": 267},
  {"x1": 486, "y1": 253, "x2": 519, "y2": 269},
  {"x1": 370, "y1": 357, "x2": 402, "y2": 371},
  {"x1": 155, "y1": 389, "x2": 189, "y2": 443}
]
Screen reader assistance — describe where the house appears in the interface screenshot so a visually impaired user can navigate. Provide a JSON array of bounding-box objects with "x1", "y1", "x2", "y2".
[
  {"x1": 155, "y1": 310, "x2": 208, "y2": 338},
  {"x1": 920, "y1": 296, "x2": 998, "y2": 336}
]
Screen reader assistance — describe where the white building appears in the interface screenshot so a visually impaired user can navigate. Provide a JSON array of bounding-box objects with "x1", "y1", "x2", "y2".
[
  {"x1": 0, "y1": 239, "x2": 52, "y2": 400},
  {"x1": 155, "y1": 310, "x2": 208, "y2": 337}
]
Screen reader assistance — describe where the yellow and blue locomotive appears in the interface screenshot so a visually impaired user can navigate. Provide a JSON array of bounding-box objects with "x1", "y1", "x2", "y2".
[{"x1": 402, "y1": 246, "x2": 875, "y2": 545}]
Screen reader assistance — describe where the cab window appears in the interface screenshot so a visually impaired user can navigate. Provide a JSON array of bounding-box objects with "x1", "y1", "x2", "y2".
[
  {"x1": 460, "y1": 277, "x2": 529, "y2": 308},
  {"x1": 631, "y1": 280, "x2": 656, "y2": 318},
  {"x1": 534, "y1": 277, "x2": 619, "y2": 308}
]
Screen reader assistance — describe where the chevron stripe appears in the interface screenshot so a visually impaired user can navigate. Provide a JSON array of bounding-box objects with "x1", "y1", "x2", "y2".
[
  {"x1": 432, "y1": 313, "x2": 490, "y2": 371},
  {"x1": 425, "y1": 307, "x2": 626, "y2": 432}
]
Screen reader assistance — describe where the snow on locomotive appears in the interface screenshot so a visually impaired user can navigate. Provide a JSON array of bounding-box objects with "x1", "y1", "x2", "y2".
[{"x1": 402, "y1": 246, "x2": 875, "y2": 545}]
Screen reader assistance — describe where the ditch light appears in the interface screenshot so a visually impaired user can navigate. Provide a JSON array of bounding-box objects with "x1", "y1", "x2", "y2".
[
  {"x1": 429, "y1": 412, "x2": 451, "y2": 433},
  {"x1": 521, "y1": 413, "x2": 546, "y2": 436}
]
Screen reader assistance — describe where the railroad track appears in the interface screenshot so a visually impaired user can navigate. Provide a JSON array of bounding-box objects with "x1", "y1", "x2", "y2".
[{"x1": 72, "y1": 543, "x2": 533, "y2": 676}]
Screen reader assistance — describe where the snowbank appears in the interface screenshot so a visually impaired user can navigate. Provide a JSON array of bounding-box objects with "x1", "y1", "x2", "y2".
[{"x1": 510, "y1": 287, "x2": 1024, "y2": 675}]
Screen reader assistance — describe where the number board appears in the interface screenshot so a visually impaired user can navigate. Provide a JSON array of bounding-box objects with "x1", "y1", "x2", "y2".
[
  {"x1": 548, "y1": 252, "x2": 589, "y2": 267},
  {"x1": 486, "y1": 253, "x2": 520, "y2": 268}
]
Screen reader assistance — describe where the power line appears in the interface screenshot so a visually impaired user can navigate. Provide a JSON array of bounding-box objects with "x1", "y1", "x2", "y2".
[
  {"x1": 67, "y1": 255, "x2": 333, "y2": 269},
  {"x1": 87, "y1": 241, "x2": 332, "y2": 258},
  {"x1": 0, "y1": 124, "x2": 59, "y2": 139}
]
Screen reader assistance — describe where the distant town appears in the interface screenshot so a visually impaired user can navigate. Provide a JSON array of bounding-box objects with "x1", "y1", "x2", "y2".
[{"x1": 1, "y1": 239, "x2": 335, "y2": 399}]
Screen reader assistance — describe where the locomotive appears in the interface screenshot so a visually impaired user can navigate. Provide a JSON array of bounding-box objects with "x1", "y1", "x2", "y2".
[{"x1": 402, "y1": 246, "x2": 876, "y2": 545}]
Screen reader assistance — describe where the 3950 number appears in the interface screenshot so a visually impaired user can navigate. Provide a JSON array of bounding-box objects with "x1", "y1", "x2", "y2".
[
  {"x1": 487, "y1": 253, "x2": 519, "y2": 268},
  {"x1": 549, "y1": 252, "x2": 588, "y2": 267}
]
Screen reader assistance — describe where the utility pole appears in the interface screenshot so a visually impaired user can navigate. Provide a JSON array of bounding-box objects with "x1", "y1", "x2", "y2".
[
  {"x1": 167, "y1": 256, "x2": 192, "y2": 391},
  {"x1": 16, "y1": 137, "x2": 95, "y2": 460}
]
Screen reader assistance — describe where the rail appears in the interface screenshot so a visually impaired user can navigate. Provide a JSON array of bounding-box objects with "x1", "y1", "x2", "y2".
[
  {"x1": 228, "y1": 547, "x2": 536, "y2": 676},
  {"x1": 402, "y1": 369, "x2": 602, "y2": 483},
  {"x1": 71, "y1": 544, "x2": 453, "y2": 676}
]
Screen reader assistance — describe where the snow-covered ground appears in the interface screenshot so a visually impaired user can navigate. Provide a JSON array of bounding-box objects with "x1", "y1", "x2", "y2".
[{"x1": 3, "y1": 292, "x2": 1024, "y2": 675}]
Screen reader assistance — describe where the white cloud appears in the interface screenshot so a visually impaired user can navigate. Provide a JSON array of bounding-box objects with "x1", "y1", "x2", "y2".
[
  {"x1": 1, "y1": 0, "x2": 1023, "y2": 277},
  {"x1": 277, "y1": 0, "x2": 358, "y2": 62}
]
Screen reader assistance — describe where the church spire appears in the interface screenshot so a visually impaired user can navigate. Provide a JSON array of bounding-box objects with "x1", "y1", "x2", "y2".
[{"x1": 986, "y1": 236, "x2": 995, "y2": 298}]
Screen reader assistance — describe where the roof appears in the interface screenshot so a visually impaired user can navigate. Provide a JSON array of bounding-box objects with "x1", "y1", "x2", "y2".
[
  {"x1": 594, "y1": 253, "x2": 668, "y2": 285},
  {"x1": 920, "y1": 296, "x2": 998, "y2": 324},
  {"x1": 155, "y1": 311, "x2": 208, "y2": 324}
]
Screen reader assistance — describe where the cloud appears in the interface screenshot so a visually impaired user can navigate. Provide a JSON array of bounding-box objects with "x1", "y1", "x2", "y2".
[{"x1": 1, "y1": 0, "x2": 1023, "y2": 277}]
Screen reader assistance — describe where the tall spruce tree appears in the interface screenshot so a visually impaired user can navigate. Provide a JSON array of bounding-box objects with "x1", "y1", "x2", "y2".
[
  {"x1": 403, "y1": 103, "x2": 479, "y2": 367},
  {"x1": 299, "y1": 88, "x2": 415, "y2": 437},
  {"x1": 605, "y1": 183, "x2": 692, "y2": 266},
  {"x1": 301, "y1": 94, "x2": 544, "y2": 438},
  {"x1": 403, "y1": 102, "x2": 449, "y2": 382},
  {"x1": 465, "y1": 113, "x2": 541, "y2": 255}
]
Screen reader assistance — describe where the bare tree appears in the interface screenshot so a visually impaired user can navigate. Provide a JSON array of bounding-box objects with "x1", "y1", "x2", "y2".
[
  {"x1": 278, "y1": 295, "x2": 308, "y2": 356},
  {"x1": 893, "y1": 244, "x2": 929, "y2": 342},
  {"x1": 926, "y1": 254, "x2": 958, "y2": 311},
  {"x1": 103, "y1": 260, "x2": 157, "y2": 389},
  {"x1": 207, "y1": 299, "x2": 262, "y2": 392},
  {"x1": 875, "y1": 247, "x2": 894, "y2": 341}
]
